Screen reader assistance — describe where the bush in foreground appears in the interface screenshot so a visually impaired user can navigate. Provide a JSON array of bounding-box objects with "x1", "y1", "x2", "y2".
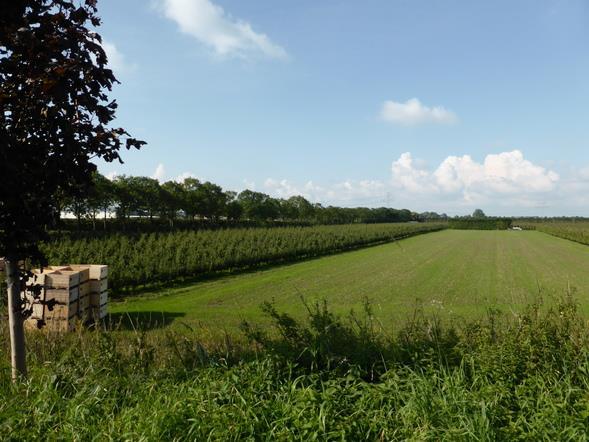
[{"x1": 1, "y1": 295, "x2": 589, "y2": 440}]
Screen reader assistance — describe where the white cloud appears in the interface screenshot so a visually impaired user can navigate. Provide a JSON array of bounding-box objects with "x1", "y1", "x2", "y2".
[
  {"x1": 264, "y1": 178, "x2": 307, "y2": 199},
  {"x1": 391, "y1": 150, "x2": 559, "y2": 204},
  {"x1": 261, "y1": 178, "x2": 387, "y2": 206},
  {"x1": 436, "y1": 150, "x2": 559, "y2": 196},
  {"x1": 103, "y1": 41, "x2": 135, "y2": 74},
  {"x1": 159, "y1": 0, "x2": 288, "y2": 60},
  {"x1": 391, "y1": 153, "x2": 435, "y2": 193},
  {"x1": 380, "y1": 98, "x2": 457, "y2": 126},
  {"x1": 330, "y1": 180, "x2": 387, "y2": 205},
  {"x1": 255, "y1": 150, "x2": 563, "y2": 214},
  {"x1": 577, "y1": 166, "x2": 589, "y2": 181},
  {"x1": 152, "y1": 163, "x2": 166, "y2": 182}
]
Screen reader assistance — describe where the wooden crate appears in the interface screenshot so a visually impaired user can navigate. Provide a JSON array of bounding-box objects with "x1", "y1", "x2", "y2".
[
  {"x1": 46, "y1": 300, "x2": 78, "y2": 319},
  {"x1": 45, "y1": 287, "x2": 79, "y2": 304},
  {"x1": 26, "y1": 271, "x2": 46, "y2": 287},
  {"x1": 89, "y1": 279, "x2": 108, "y2": 293},
  {"x1": 83, "y1": 310, "x2": 91, "y2": 322},
  {"x1": 79, "y1": 294, "x2": 90, "y2": 311},
  {"x1": 79, "y1": 281, "x2": 90, "y2": 297},
  {"x1": 90, "y1": 304, "x2": 108, "y2": 320},
  {"x1": 48, "y1": 270, "x2": 80, "y2": 288},
  {"x1": 24, "y1": 287, "x2": 78, "y2": 319},
  {"x1": 27, "y1": 266, "x2": 80, "y2": 289},
  {"x1": 89, "y1": 291, "x2": 108, "y2": 306},
  {"x1": 24, "y1": 263, "x2": 108, "y2": 331},
  {"x1": 78, "y1": 295, "x2": 90, "y2": 320},
  {"x1": 30, "y1": 302, "x2": 45, "y2": 320},
  {"x1": 78, "y1": 308, "x2": 90, "y2": 322},
  {"x1": 69, "y1": 264, "x2": 108, "y2": 281},
  {"x1": 30, "y1": 269, "x2": 80, "y2": 289},
  {"x1": 62, "y1": 265, "x2": 89, "y2": 283}
]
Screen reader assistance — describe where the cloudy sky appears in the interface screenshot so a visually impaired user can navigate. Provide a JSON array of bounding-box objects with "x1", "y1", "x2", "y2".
[{"x1": 96, "y1": 0, "x2": 589, "y2": 216}]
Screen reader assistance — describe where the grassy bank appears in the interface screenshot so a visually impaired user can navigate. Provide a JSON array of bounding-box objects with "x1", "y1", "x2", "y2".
[{"x1": 1, "y1": 295, "x2": 588, "y2": 440}]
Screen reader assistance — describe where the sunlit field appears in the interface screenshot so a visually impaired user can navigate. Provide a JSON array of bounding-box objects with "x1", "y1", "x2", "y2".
[{"x1": 112, "y1": 229, "x2": 589, "y2": 330}]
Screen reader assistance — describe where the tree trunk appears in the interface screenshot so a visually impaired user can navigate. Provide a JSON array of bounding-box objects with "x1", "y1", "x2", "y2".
[{"x1": 5, "y1": 258, "x2": 27, "y2": 381}]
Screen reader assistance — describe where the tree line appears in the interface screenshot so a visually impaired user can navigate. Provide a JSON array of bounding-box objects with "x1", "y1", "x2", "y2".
[{"x1": 58, "y1": 173, "x2": 448, "y2": 229}]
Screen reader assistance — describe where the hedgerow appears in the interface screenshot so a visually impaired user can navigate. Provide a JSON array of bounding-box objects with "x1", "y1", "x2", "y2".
[{"x1": 448, "y1": 218, "x2": 513, "y2": 230}]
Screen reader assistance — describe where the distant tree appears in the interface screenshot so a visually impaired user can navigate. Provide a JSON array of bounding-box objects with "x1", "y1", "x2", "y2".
[
  {"x1": 160, "y1": 181, "x2": 185, "y2": 227},
  {"x1": 63, "y1": 192, "x2": 89, "y2": 230},
  {"x1": 224, "y1": 191, "x2": 243, "y2": 220},
  {"x1": 112, "y1": 176, "x2": 133, "y2": 221},
  {"x1": 418, "y1": 211, "x2": 448, "y2": 222},
  {"x1": 112, "y1": 176, "x2": 160, "y2": 220},
  {"x1": 180, "y1": 177, "x2": 203, "y2": 219},
  {"x1": 238, "y1": 190, "x2": 279, "y2": 221},
  {"x1": 0, "y1": 0, "x2": 144, "y2": 379},
  {"x1": 87, "y1": 173, "x2": 116, "y2": 230},
  {"x1": 278, "y1": 198, "x2": 297, "y2": 221},
  {"x1": 63, "y1": 172, "x2": 116, "y2": 230},
  {"x1": 198, "y1": 181, "x2": 227, "y2": 220},
  {"x1": 472, "y1": 209, "x2": 487, "y2": 219},
  {"x1": 133, "y1": 177, "x2": 162, "y2": 219},
  {"x1": 283, "y1": 195, "x2": 315, "y2": 221}
]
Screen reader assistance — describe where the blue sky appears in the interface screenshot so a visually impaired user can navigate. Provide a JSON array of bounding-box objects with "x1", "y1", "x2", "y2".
[{"x1": 96, "y1": 0, "x2": 589, "y2": 216}]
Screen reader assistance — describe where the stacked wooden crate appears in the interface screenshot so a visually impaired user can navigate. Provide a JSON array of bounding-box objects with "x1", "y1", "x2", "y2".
[
  {"x1": 26, "y1": 266, "x2": 81, "y2": 332},
  {"x1": 24, "y1": 264, "x2": 108, "y2": 331},
  {"x1": 70, "y1": 265, "x2": 91, "y2": 321},
  {"x1": 69, "y1": 265, "x2": 108, "y2": 321}
]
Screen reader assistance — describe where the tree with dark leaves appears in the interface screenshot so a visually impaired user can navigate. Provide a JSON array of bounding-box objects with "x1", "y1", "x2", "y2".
[
  {"x1": 472, "y1": 209, "x2": 487, "y2": 219},
  {"x1": 0, "y1": 0, "x2": 145, "y2": 380}
]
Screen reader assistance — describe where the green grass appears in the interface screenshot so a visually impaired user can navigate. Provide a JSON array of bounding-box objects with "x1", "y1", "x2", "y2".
[
  {"x1": 6, "y1": 229, "x2": 589, "y2": 439},
  {"x1": 3, "y1": 294, "x2": 589, "y2": 440},
  {"x1": 111, "y1": 229, "x2": 589, "y2": 330}
]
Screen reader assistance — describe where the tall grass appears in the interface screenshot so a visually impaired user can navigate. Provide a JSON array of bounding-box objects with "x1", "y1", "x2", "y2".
[{"x1": 1, "y1": 294, "x2": 588, "y2": 440}]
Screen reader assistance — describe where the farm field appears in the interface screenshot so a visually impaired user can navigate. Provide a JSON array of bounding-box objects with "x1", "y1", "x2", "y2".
[
  {"x1": 111, "y1": 229, "x2": 589, "y2": 330},
  {"x1": 43, "y1": 222, "x2": 444, "y2": 291}
]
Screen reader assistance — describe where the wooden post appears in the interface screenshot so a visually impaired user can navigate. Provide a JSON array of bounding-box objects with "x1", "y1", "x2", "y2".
[{"x1": 5, "y1": 258, "x2": 27, "y2": 380}]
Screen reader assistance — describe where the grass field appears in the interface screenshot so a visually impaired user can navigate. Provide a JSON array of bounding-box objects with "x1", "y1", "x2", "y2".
[
  {"x1": 111, "y1": 229, "x2": 589, "y2": 330},
  {"x1": 6, "y1": 228, "x2": 589, "y2": 439}
]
